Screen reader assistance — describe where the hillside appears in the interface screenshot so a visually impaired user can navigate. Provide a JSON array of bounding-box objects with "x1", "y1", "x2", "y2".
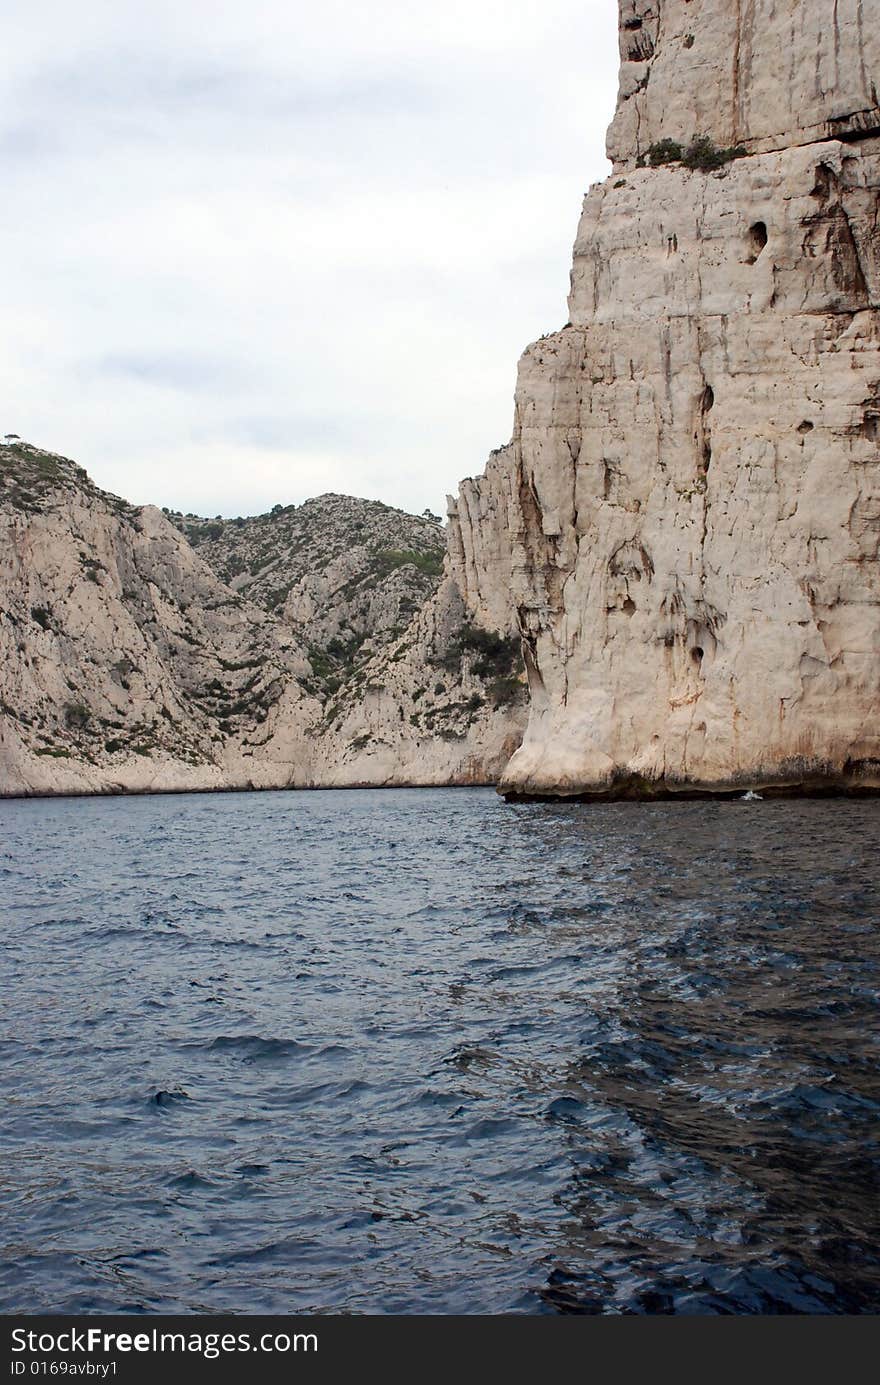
[
  {"x1": 0, "y1": 438, "x2": 526, "y2": 795},
  {"x1": 168, "y1": 494, "x2": 446, "y2": 701}
]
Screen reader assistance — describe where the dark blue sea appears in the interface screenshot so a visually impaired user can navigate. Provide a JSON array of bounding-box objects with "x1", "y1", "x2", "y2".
[{"x1": 1, "y1": 788, "x2": 878, "y2": 1314}]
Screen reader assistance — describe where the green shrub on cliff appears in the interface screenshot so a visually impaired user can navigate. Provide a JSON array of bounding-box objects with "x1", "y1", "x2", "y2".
[
  {"x1": 644, "y1": 135, "x2": 747, "y2": 172},
  {"x1": 682, "y1": 135, "x2": 747, "y2": 170},
  {"x1": 63, "y1": 703, "x2": 91, "y2": 731},
  {"x1": 438, "y1": 623, "x2": 522, "y2": 680},
  {"x1": 371, "y1": 548, "x2": 443, "y2": 578},
  {"x1": 646, "y1": 139, "x2": 683, "y2": 166}
]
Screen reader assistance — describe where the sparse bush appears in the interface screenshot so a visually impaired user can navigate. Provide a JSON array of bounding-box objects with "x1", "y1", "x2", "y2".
[
  {"x1": 646, "y1": 135, "x2": 747, "y2": 172},
  {"x1": 488, "y1": 675, "x2": 524, "y2": 708},
  {"x1": 79, "y1": 555, "x2": 104, "y2": 585},
  {"x1": 371, "y1": 548, "x2": 443, "y2": 579},
  {"x1": 682, "y1": 134, "x2": 747, "y2": 171},
  {"x1": 438, "y1": 623, "x2": 522, "y2": 680},
  {"x1": 308, "y1": 646, "x2": 335, "y2": 682},
  {"x1": 326, "y1": 634, "x2": 363, "y2": 664},
  {"x1": 647, "y1": 139, "x2": 683, "y2": 166},
  {"x1": 64, "y1": 703, "x2": 91, "y2": 731}
]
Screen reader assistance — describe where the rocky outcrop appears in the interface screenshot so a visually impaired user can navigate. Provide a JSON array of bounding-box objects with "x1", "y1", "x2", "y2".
[
  {"x1": 449, "y1": 0, "x2": 880, "y2": 798},
  {"x1": 0, "y1": 441, "x2": 526, "y2": 796},
  {"x1": 609, "y1": 0, "x2": 880, "y2": 165},
  {"x1": 170, "y1": 494, "x2": 446, "y2": 658}
]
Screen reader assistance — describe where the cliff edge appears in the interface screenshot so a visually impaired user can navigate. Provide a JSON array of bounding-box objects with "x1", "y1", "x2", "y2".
[{"x1": 449, "y1": 0, "x2": 880, "y2": 799}]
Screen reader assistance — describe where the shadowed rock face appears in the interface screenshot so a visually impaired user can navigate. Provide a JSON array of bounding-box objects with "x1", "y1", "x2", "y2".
[{"x1": 447, "y1": 0, "x2": 880, "y2": 799}]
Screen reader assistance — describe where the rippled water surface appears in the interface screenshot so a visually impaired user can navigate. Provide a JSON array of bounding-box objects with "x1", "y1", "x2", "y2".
[{"x1": 1, "y1": 789, "x2": 878, "y2": 1314}]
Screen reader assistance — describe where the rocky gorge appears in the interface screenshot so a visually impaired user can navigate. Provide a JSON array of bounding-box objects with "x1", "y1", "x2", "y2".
[
  {"x1": 2, "y1": 0, "x2": 878, "y2": 800},
  {"x1": 0, "y1": 441, "x2": 525, "y2": 795}
]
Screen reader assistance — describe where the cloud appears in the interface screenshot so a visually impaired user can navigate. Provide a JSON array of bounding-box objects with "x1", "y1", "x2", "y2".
[
  {"x1": 96, "y1": 350, "x2": 257, "y2": 393},
  {"x1": 1, "y1": 0, "x2": 619, "y2": 518}
]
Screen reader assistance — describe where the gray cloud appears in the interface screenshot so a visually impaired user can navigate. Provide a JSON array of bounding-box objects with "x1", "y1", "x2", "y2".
[
  {"x1": 96, "y1": 351, "x2": 255, "y2": 393},
  {"x1": 199, "y1": 413, "x2": 376, "y2": 450},
  {"x1": 35, "y1": 53, "x2": 443, "y2": 132},
  {"x1": 1, "y1": 0, "x2": 619, "y2": 518}
]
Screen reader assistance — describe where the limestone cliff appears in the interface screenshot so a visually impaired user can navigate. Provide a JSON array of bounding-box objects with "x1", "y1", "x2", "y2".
[
  {"x1": 609, "y1": 0, "x2": 880, "y2": 165},
  {"x1": 449, "y1": 0, "x2": 880, "y2": 798},
  {"x1": 0, "y1": 441, "x2": 525, "y2": 795}
]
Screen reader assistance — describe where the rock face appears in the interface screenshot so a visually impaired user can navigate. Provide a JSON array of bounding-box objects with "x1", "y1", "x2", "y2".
[
  {"x1": 171, "y1": 495, "x2": 446, "y2": 662},
  {"x1": 453, "y1": 0, "x2": 880, "y2": 798},
  {"x1": 0, "y1": 442, "x2": 526, "y2": 796},
  {"x1": 609, "y1": 0, "x2": 880, "y2": 165},
  {"x1": 0, "y1": 442, "x2": 310, "y2": 795}
]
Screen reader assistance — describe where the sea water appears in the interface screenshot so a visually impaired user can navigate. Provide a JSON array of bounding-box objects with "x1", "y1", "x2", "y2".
[{"x1": 1, "y1": 788, "x2": 878, "y2": 1313}]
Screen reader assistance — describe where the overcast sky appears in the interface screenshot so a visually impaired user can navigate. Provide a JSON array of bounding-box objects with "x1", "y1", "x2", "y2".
[{"x1": 2, "y1": 1, "x2": 619, "y2": 518}]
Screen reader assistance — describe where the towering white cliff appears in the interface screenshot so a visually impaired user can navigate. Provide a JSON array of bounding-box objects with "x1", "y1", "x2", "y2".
[{"x1": 449, "y1": 0, "x2": 880, "y2": 798}]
